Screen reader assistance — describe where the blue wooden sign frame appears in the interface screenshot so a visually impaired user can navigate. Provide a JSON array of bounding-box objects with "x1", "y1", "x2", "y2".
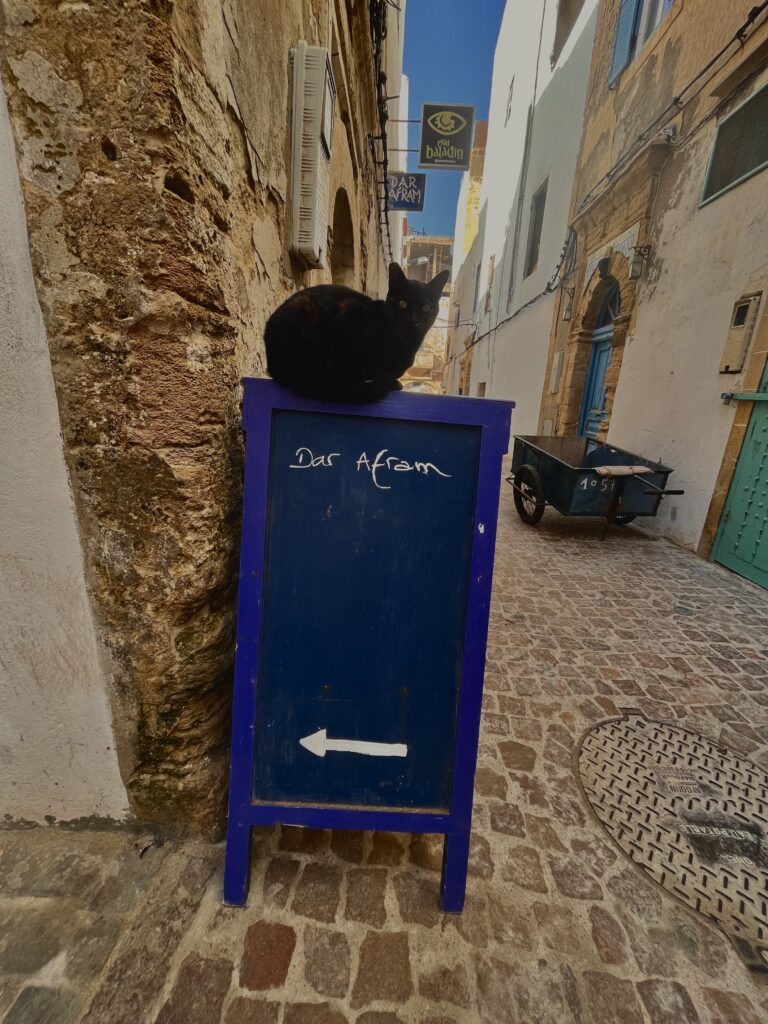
[{"x1": 224, "y1": 379, "x2": 512, "y2": 912}]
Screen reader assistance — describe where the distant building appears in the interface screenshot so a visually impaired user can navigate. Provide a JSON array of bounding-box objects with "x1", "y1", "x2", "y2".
[
  {"x1": 402, "y1": 232, "x2": 452, "y2": 284},
  {"x1": 401, "y1": 232, "x2": 453, "y2": 393},
  {"x1": 444, "y1": 0, "x2": 599, "y2": 422},
  {"x1": 539, "y1": 0, "x2": 768, "y2": 573}
]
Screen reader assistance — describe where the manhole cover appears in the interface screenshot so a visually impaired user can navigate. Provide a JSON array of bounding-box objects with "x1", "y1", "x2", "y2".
[{"x1": 578, "y1": 713, "x2": 768, "y2": 971}]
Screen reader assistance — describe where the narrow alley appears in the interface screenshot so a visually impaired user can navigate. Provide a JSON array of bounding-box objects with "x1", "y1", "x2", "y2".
[{"x1": 2, "y1": 490, "x2": 767, "y2": 1024}]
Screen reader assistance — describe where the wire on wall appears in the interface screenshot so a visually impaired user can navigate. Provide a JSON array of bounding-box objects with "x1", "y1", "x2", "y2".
[{"x1": 368, "y1": 0, "x2": 395, "y2": 266}]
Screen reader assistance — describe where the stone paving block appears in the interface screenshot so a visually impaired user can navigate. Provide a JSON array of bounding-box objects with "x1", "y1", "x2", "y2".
[
  {"x1": 473, "y1": 766, "x2": 508, "y2": 800},
  {"x1": 330, "y1": 831, "x2": 366, "y2": 864},
  {"x1": 417, "y1": 964, "x2": 471, "y2": 1008},
  {"x1": 291, "y1": 863, "x2": 343, "y2": 923},
  {"x1": 570, "y1": 835, "x2": 616, "y2": 878},
  {"x1": 467, "y1": 834, "x2": 493, "y2": 879},
  {"x1": 240, "y1": 921, "x2": 297, "y2": 991},
  {"x1": 80, "y1": 846, "x2": 216, "y2": 1023},
  {"x1": 549, "y1": 854, "x2": 603, "y2": 899},
  {"x1": 582, "y1": 970, "x2": 644, "y2": 1024},
  {"x1": 498, "y1": 740, "x2": 537, "y2": 772},
  {"x1": 702, "y1": 988, "x2": 765, "y2": 1024},
  {"x1": 155, "y1": 952, "x2": 232, "y2": 1023},
  {"x1": 368, "y1": 833, "x2": 406, "y2": 866},
  {"x1": 638, "y1": 979, "x2": 701, "y2": 1024},
  {"x1": 533, "y1": 902, "x2": 579, "y2": 952},
  {"x1": 224, "y1": 996, "x2": 280, "y2": 1024},
  {"x1": 263, "y1": 855, "x2": 301, "y2": 909},
  {"x1": 87, "y1": 838, "x2": 170, "y2": 915},
  {"x1": 589, "y1": 905, "x2": 628, "y2": 964},
  {"x1": 393, "y1": 872, "x2": 441, "y2": 927},
  {"x1": 350, "y1": 931, "x2": 413, "y2": 1008},
  {"x1": 356, "y1": 1012, "x2": 405, "y2": 1024},
  {"x1": 408, "y1": 833, "x2": 443, "y2": 872},
  {"x1": 304, "y1": 925, "x2": 351, "y2": 998},
  {"x1": 279, "y1": 827, "x2": 328, "y2": 855},
  {"x1": 344, "y1": 867, "x2": 388, "y2": 928},
  {"x1": 284, "y1": 1002, "x2": 349, "y2": 1024},
  {"x1": 488, "y1": 898, "x2": 533, "y2": 948},
  {"x1": 489, "y1": 801, "x2": 526, "y2": 837},
  {"x1": 0, "y1": 830, "x2": 121, "y2": 904},
  {"x1": 4, "y1": 986, "x2": 79, "y2": 1024},
  {"x1": 502, "y1": 844, "x2": 548, "y2": 892},
  {"x1": 524, "y1": 814, "x2": 566, "y2": 852}
]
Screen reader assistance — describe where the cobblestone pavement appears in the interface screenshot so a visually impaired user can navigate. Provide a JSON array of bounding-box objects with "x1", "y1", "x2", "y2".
[{"x1": 3, "y1": 488, "x2": 768, "y2": 1023}]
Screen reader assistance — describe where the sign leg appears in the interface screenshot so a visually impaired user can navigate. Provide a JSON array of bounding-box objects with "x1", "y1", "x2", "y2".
[
  {"x1": 223, "y1": 820, "x2": 251, "y2": 906},
  {"x1": 440, "y1": 830, "x2": 470, "y2": 913}
]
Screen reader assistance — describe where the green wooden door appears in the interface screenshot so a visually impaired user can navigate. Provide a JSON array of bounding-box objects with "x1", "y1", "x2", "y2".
[{"x1": 712, "y1": 375, "x2": 768, "y2": 588}]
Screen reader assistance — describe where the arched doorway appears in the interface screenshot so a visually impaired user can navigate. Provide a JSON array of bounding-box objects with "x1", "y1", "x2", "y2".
[
  {"x1": 578, "y1": 281, "x2": 620, "y2": 437},
  {"x1": 330, "y1": 188, "x2": 355, "y2": 287}
]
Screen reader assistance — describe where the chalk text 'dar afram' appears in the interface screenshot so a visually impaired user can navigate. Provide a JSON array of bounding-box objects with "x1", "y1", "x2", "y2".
[{"x1": 288, "y1": 447, "x2": 451, "y2": 491}]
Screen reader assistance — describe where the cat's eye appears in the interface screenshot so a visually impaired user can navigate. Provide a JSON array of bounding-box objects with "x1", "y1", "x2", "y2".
[
  {"x1": 398, "y1": 300, "x2": 408, "y2": 309},
  {"x1": 422, "y1": 303, "x2": 432, "y2": 312}
]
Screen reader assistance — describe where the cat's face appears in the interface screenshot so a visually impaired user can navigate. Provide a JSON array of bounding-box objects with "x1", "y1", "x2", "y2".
[{"x1": 385, "y1": 263, "x2": 450, "y2": 338}]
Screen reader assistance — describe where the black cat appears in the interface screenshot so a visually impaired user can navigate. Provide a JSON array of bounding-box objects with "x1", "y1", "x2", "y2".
[{"x1": 264, "y1": 262, "x2": 450, "y2": 401}]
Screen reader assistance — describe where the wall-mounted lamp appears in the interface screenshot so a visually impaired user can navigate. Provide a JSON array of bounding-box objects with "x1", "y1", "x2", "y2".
[
  {"x1": 629, "y1": 245, "x2": 651, "y2": 280},
  {"x1": 561, "y1": 286, "x2": 575, "y2": 321}
]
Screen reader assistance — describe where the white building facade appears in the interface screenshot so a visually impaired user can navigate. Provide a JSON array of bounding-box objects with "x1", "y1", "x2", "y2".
[{"x1": 445, "y1": 0, "x2": 599, "y2": 435}]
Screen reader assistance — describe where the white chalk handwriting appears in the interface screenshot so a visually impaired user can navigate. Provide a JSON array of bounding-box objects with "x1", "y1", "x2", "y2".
[{"x1": 287, "y1": 446, "x2": 451, "y2": 490}]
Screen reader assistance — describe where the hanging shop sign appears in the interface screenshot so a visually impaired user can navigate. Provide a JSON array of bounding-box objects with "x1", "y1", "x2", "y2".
[
  {"x1": 387, "y1": 172, "x2": 427, "y2": 211},
  {"x1": 223, "y1": 379, "x2": 513, "y2": 913},
  {"x1": 419, "y1": 104, "x2": 475, "y2": 170}
]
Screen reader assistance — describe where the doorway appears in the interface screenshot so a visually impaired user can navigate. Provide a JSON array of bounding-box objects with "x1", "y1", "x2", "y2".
[
  {"x1": 579, "y1": 283, "x2": 620, "y2": 437},
  {"x1": 712, "y1": 363, "x2": 768, "y2": 588}
]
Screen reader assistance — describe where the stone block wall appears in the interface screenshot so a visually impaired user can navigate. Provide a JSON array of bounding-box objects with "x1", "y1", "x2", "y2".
[{"x1": 1, "y1": 0, "x2": 389, "y2": 832}]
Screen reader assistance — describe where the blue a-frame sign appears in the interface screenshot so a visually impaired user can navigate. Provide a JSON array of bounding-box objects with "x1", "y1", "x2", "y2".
[{"x1": 224, "y1": 379, "x2": 512, "y2": 911}]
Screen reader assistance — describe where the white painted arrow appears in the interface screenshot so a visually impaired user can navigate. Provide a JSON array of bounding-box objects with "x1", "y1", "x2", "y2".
[{"x1": 299, "y1": 729, "x2": 407, "y2": 759}]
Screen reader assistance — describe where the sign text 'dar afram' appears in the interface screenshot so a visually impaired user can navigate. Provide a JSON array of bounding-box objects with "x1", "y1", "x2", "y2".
[
  {"x1": 388, "y1": 172, "x2": 426, "y2": 211},
  {"x1": 419, "y1": 104, "x2": 474, "y2": 171}
]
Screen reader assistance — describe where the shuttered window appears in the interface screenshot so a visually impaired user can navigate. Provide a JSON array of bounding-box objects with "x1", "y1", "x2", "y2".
[
  {"x1": 702, "y1": 84, "x2": 768, "y2": 205},
  {"x1": 609, "y1": 0, "x2": 642, "y2": 84}
]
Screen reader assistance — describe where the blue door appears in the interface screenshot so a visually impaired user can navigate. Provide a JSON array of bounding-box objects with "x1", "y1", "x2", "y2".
[{"x1": 579, "y1": 324, "x2": 613, "y2": 436}]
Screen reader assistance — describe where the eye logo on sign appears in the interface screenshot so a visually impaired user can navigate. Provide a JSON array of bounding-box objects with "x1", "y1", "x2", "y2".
[
  {"x1": 419, "y1": 103, "x2": 475, "y2": 171},
  {"x1": 426, "y1": 110, "x2": 468, "y2": 136}
]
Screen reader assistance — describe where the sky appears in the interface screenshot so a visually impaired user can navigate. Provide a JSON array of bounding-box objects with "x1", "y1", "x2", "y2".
[{"x1": 401, "y1": 0, "x2": 506, "y2": 239}]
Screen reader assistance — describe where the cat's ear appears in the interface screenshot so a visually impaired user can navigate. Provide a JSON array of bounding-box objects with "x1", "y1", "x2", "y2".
[
  {"x1": 388, "y1": 262, "x2": 407, "y2": 290},
  {"x1": 429, "y1": 270, "x2": 450, "y2": 295}
]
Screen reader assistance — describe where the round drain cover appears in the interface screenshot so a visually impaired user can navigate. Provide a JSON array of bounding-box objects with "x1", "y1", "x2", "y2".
[{"x1": 578, "y1": 714, "x2": 768, "y2": 970}]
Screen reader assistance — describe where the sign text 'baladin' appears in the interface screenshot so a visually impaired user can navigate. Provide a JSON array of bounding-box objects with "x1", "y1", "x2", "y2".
[{"x1": 419, "y1": 103, "x2": 474, "y2": 171}]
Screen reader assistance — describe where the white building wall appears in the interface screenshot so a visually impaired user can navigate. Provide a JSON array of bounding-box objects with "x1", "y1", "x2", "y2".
[
  {"x1": 475, "y1": 3, "x2": 598, "y2": 434},
  {"x1": 0, "y1": 89, "x2": 129, "y2": 823},
  {"x1": 448, "y1": 0, "x2": 598, "y2": 433},
  {"x1": 608, "y1": 73, "x2": 768, "y2": 550},
  {"x1": 386, "y1": 0, "x2": 408, "y2": 268}
]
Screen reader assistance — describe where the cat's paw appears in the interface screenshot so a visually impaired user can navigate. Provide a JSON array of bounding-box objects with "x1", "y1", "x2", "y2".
[{"x1": 391, "y1": 380, "x2": 403, "y2": 391}]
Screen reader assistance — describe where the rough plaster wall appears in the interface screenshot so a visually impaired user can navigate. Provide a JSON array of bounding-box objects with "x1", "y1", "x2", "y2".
[
  {"x1": 0, "y1": 87, "x2": 129, "y2": 824},
  {"x1": 0, "y1": 0, "x2": 383, "y2": 831},
  {"x1": 608, "y1": 91, "x2": 768, "y2": 551},
  {"x1": 474, "y1": 294, "x2": 556, "y2": 438}
]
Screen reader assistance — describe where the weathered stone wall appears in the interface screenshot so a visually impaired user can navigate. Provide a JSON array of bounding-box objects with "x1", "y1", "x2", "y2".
[{"x1": 0, "y1": 0, "x2": 388, "y2": 832}]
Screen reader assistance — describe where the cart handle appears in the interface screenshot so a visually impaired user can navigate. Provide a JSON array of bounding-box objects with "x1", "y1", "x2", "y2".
[{"x1": 642, "y1": 486, "x2": 685, "y2": 496}]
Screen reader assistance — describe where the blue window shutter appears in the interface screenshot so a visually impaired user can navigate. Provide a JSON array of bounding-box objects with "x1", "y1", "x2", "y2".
[{"x1": 609, "y1": 0, "x2": 642, "y2": 84}]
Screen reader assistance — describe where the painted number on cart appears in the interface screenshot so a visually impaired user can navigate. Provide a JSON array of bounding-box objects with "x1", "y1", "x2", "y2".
[{"x1": 579, "y1": 478, "x2": 615, "y2": 491}]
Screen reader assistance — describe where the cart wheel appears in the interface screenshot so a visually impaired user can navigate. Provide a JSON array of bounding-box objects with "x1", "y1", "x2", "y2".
[
  {"x1": 513, "y1": 465, "x2": 545, "y2": 525},
  {"x1": 613, "y1": 514, "x2": 636, "y2": 526}
]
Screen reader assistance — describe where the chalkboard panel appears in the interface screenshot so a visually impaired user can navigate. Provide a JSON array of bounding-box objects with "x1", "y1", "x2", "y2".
[
  {"x1": 224, "y1": 380, "x2": 513, "y2": 912},
  {"x1": 253, "y1": 410, "x2": 481, "y2": 809}
]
